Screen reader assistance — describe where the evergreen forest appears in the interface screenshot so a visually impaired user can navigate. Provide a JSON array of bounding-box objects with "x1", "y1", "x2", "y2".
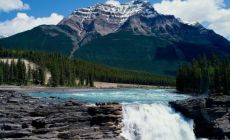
[
  {"x1": 0, "y1": 48, "x2": 175, "y2": 87},
  {"x1": 176, "y1": 55, "x2": 230, "y2": 94}
]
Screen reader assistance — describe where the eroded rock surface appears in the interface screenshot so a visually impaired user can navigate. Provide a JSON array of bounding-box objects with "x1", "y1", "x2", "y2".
[
  {"x1": 0, "y1": 90, "x2": 124, "y2": 140},
  {"x1": 170, "y1": 94, "x2": 230, "y2": 139}
]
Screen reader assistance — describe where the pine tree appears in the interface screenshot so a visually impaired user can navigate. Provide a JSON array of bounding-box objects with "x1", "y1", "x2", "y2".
[
  {"x1": 89, "y1": 73, "x2": 94, "y2": 87},
  {"x1": 39, "y1": 67, "x2": 46, "y2": 85},
  {"x1": 27, "y1": 65, "x2": 32, "y2": 84},
  {"x1": 0, "y1": 65, "x2": 3, "y2": 85},
  {"x1": 50, "y1": 64, "x2": 59, "y2": 87}
]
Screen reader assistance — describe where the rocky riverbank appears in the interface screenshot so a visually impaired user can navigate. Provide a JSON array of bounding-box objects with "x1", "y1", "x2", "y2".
[
  {"x1": 0, "y1": 90, "x2": 124, "y2": 140},
  {"x1": 170, "y1": 94, "x2": 230, "y2": 139}
]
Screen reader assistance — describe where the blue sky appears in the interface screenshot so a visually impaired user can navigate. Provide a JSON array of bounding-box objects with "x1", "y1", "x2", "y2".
[
  {"x1": 0, "y1": 0, "x2": 162, "y2": 21},
  {"x1": 0, "y1": 0, "x2": 230, "y2": 40},
  {"x1": 1, "y1": 0, "x2": 229, "y2": 21}
]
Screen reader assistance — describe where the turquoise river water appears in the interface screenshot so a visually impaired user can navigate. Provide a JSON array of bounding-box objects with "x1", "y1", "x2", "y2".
[{"x1": 30, "y1": 88, "x2": 198, "y2": 140}]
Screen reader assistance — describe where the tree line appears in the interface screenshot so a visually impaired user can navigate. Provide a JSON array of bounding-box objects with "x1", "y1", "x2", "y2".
[
  {"x1": 0, "y1": 59, "x2": 45, "y2": 86},
  {"x1": 0, "y1": 48, "x2": 175, "y2": 87},
  {"x1": 176, "y1": 55, "x2": 230, "y2": 94}
]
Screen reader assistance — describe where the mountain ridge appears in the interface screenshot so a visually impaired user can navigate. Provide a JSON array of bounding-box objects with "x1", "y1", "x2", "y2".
[
  {"x1": 0, "y1": 0, "x2": 230, "y2": 75},
  {"x1": 0, "y1": 35, "x2": 7, "y2": 39}
]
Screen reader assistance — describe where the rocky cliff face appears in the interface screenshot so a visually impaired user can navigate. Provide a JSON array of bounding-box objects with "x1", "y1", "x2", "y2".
[
  {"x1": 170, "y1": 94, "x2": 230, "y2": 139},
  {"x1": 0, "y1": 90, "x2": 124, "y2": 139}
]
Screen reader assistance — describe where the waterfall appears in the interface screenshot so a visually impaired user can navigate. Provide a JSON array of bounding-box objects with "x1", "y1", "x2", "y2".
[{"x1": 121, "y1": 104, "x2": 196, "y2": 140}]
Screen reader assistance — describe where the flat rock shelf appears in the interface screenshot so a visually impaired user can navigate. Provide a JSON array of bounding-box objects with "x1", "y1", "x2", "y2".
[{"x1": 0, "y1": 90, "x2": 124, "y2": 140}]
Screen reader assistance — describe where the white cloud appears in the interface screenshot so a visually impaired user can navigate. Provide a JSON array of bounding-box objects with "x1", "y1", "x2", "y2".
[
  {"x1": 0, "y1": 13, "x2": 64, "y2": 36},
  {"x1": 154, "y1": 0, "x2": 230, "y2": 40},
  {"x1": 105, "y1": 0, "x2": 120, "y2": 7},
  {"x1": 0, "y1": 0, "x2": 29, "y2": 12}
]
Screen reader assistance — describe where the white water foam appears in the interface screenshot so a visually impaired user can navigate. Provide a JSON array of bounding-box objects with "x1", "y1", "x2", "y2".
[{"x1": 121, "y1": 104, "x2": 196, "y2": 140}]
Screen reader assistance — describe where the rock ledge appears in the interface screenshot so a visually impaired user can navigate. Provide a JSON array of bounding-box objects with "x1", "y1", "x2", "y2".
[
  {"x1": 170, "y1": 94, "x2": 230, "y2": 139},
  {"x1": 0, "y1": 90, "x2": 124, "y2": 140}
]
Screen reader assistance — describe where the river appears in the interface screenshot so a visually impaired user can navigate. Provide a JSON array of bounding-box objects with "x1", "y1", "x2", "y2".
[{"x1": 30, "y1": 88, "x2": 196, "y2": 140}]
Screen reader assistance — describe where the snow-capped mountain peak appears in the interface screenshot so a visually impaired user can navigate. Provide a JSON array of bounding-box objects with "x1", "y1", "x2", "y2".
[
  {"x1": 70, "y1": 0, "x2": 156, "y2": 20},
  {"x1": 59, "y1": 0, "x2": 158, "y2": 36}
]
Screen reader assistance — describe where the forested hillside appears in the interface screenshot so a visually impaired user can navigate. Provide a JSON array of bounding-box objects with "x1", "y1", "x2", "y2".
[
  {"x1": 1, "y1": 1, "x2": 230, "y2": 76},
  {"x1": 0, "y1": 59, "x2": 46, "y2": 86},
  {"x1": 176, "y1": 56, "x2": 230, "y2": 94},
  {"x1": 0, "y1": 48, "x2": 175, "y2": 87}
]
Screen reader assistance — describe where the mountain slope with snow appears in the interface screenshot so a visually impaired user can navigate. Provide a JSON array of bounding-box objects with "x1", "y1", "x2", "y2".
[
  {"x1": 59, "y1": 0, "x2": 158, "y2": 37},
  {"x1": 0, "y1": 0, "x2": 230, "y2": 75},
  {"x1": 0, "y1": 35, "x2": 7, "y2": 39}
]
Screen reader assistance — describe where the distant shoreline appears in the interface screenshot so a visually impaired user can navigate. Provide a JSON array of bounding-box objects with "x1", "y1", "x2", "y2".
[{"x1": 0, "y1": 82, "x2": 175, "y2": 92}]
